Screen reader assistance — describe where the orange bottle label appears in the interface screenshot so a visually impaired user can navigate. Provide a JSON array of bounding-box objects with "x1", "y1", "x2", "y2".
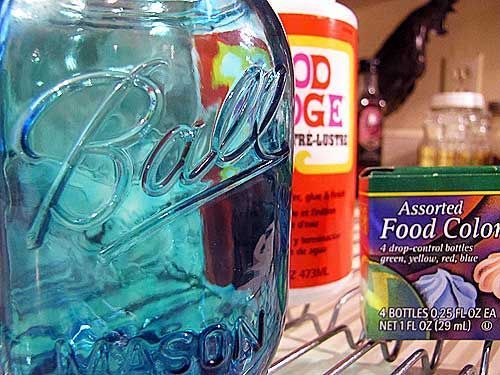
[{"x1": 279, "y1": 14, "x2": 358, "y2": 288}]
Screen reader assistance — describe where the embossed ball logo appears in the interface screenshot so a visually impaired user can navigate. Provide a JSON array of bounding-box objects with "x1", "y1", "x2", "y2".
[{"x1": 19, "y1": 60, "x2": 289, "y2": 256}]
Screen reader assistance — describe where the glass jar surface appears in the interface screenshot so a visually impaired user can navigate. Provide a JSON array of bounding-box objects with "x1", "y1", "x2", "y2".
[
  {"x1": 418, "y1": 94, "x2": 492, "y2": 167},
  {"x1": 0, "y1": 1, "x2": 293, "y2": 374}
]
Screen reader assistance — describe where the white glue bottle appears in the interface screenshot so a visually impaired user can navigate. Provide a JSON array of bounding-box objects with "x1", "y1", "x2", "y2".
[{"x1": 271, "y1": 0, "x2": 359, "y2": 305}]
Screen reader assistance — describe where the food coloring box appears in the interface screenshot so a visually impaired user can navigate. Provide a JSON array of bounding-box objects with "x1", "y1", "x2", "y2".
[{"x1": 360, "y1": 166, "x2": 499, "y2": 340}]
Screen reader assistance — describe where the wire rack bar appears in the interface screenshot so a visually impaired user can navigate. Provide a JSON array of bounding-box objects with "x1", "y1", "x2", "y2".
[
  {"x1": 390, "y1": 340, "x2": 443, "y2": 375},
  {"x1": 457, "y1": 340, "x2": 493, "y2": 375},
  {"x1": 327, "y1": 287, "x2": 360, "y2": 332},
  {"x1": 323, "y1": 340, "x2": 402, "y2": 375},
  {"x1": 479, "y1": 341, "x2": 493, "y2": 375},
  {"x1": 268, "y1": 325, "x2": 359, "y2": 374},
  {"x1": 459, "y1": 365, "x2": 478, "y2": 375},
  {"x1": 284, "y1": 304, "x2": 323, "y2": 336}
]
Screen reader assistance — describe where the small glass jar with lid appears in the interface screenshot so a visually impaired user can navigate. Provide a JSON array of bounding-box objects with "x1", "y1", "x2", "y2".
[
  {"x1": 488, "y1": 102, "x2": 500, "y2": 163},
  {"x1": 418, "y1": 92, "x2": 492, "y2": 167}
]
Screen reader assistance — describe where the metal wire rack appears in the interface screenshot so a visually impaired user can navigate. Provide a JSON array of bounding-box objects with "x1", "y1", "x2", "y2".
[
  {"x1": 269, "y1": 287, "x2": 494, "y2": 375},
  {"x1": 269, "y1": 214, "x2": 496, "y2": 375}
]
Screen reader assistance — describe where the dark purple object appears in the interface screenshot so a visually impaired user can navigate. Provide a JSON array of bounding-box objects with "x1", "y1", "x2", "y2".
[{"x1": 375, "y1": 0, "x2": 459, "y2": 116}]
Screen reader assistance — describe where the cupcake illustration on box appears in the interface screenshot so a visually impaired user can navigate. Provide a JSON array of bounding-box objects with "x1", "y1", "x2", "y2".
[
  {"x1": 474, "y1": 253, "x2": 500, "y2": 299},
  {"x1": 414, "y1": 269, "x2": 477, "y2": 318}
]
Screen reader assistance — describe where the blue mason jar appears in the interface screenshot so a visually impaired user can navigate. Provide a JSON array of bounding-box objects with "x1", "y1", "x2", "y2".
[{"x1": 0, "y1": 1, "x2": 293, "y2": 373}]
